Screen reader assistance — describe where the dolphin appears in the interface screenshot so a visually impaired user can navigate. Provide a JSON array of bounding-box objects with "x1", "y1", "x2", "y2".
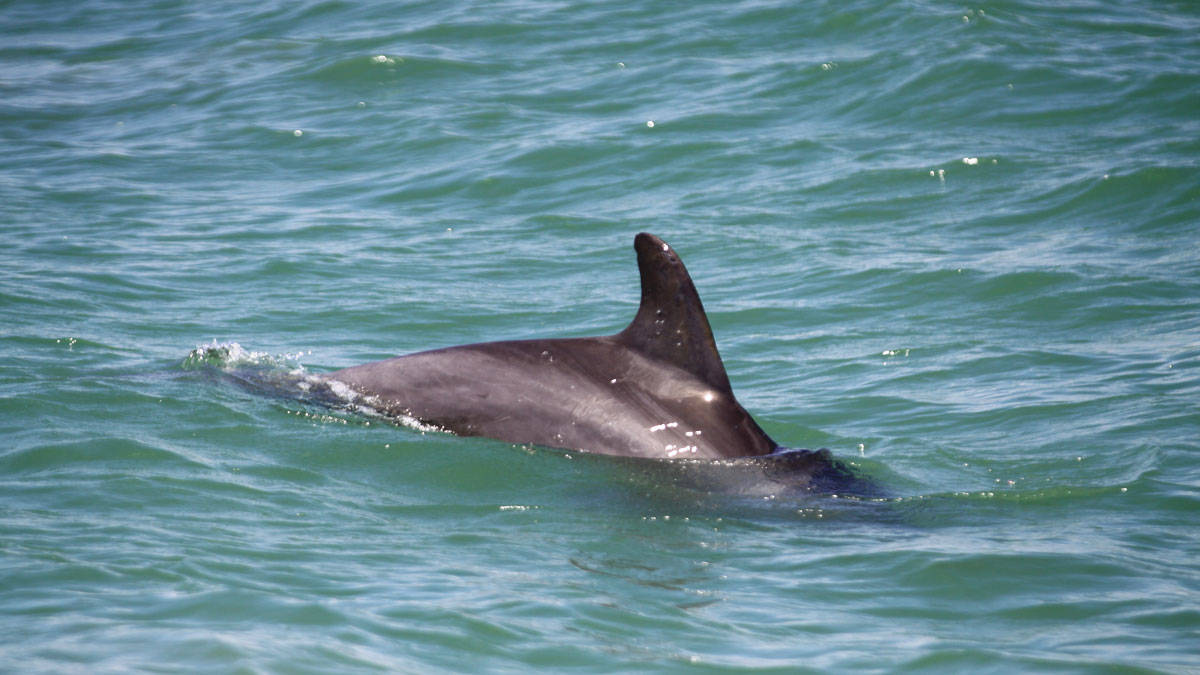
[{"x1": 322, "y1": 233, "x2": 784, "y2": 460}]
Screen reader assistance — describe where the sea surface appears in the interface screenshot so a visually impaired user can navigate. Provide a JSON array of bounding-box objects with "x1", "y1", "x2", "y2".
[{"x1": 2, "y1": 0, "x2": 1199, "y2": 672}]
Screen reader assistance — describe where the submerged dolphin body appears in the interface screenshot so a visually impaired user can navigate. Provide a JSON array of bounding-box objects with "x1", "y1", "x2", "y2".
[{"x1": 323, "y1": 233, "x2": 786, "y2": 461}]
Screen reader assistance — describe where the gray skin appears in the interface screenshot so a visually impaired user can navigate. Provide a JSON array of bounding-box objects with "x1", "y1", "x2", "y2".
[{"x1": 322, "y1": 233, "x2": 779, "y2": 460}]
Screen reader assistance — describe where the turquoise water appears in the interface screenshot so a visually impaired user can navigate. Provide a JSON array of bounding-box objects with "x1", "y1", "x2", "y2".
[{"x1": 3, "y1": 0, "x2": 1199, "y2": 671}]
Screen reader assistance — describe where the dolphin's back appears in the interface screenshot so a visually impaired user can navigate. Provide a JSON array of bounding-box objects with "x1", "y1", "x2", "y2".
[
  {"x1": 324, "y1": 233, "x2": 780, "y2": 459},
  {"x1": 325, "y1": 335, "x2": 777, "y2": 459}
]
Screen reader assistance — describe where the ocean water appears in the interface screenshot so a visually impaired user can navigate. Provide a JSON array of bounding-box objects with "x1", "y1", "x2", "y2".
[{"x1": 2, "y1": 0, "x2": 1199, "y2": 671}]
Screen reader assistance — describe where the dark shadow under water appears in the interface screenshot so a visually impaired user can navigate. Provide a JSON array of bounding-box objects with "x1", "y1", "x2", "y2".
[{"x1": 594, "y1": 448, "x2": 882, "y2": 500}]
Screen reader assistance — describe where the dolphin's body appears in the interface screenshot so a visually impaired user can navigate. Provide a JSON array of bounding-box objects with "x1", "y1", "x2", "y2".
[{"x1": 323, "y1": 233, "x2": 782, "y2": 460}]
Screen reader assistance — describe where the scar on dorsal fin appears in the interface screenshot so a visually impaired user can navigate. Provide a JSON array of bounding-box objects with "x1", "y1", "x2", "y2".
[{"x1": 614, "y1": 233, "x2": 733, "y2": 393}]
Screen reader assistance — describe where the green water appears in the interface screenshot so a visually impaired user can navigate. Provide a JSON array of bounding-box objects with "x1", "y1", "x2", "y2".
[{"x1": 2, "y1": 0, "x2": 1198, "y2": 671}]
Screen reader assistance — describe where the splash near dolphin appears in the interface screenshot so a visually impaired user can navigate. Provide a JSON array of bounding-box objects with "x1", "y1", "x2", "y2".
[{"x1": 323, "y1": 233, "x2": 810, "y2": 463}]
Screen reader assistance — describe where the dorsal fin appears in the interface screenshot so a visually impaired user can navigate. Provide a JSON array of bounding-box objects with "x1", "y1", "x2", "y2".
[{"x1": 614, "y1": 233, "x2": 733, "y2": 393}]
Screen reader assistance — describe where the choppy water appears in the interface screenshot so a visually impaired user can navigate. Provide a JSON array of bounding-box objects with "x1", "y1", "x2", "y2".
[{"x1": 3, "y1": 0, "x2": 1199, "y2": 671}]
